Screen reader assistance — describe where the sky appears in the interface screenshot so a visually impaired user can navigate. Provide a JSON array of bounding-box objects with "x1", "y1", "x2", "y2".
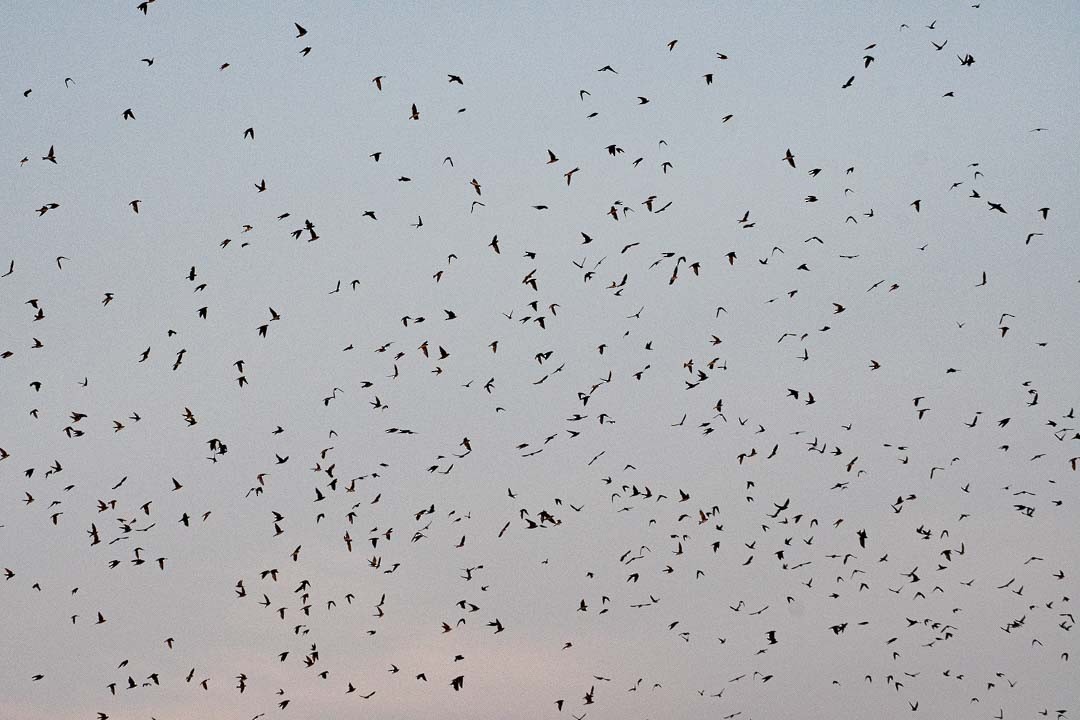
[{"x1": 2, "y1": 1, "x2": 1079, "y2": 718}]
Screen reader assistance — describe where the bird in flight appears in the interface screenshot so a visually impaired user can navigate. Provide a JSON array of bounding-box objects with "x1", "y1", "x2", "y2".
[{"x1": 2, "y1": 8, "x2": 1076, "y2": 720}]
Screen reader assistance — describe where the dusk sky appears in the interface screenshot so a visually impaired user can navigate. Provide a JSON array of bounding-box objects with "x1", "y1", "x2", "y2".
[{"x1": 2, "y1": 2, "x2": 1079, "y2": 719}]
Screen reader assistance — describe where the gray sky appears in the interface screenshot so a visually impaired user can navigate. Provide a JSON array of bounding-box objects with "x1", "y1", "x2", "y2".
[{"x1": 2, "y1": 2, "x2": 1079, "y2": 718}]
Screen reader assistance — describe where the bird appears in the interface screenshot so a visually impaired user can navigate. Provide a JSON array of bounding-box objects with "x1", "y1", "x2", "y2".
[{"x1": 1, "y1": 10, "x2": 1076, "y2": 720}]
